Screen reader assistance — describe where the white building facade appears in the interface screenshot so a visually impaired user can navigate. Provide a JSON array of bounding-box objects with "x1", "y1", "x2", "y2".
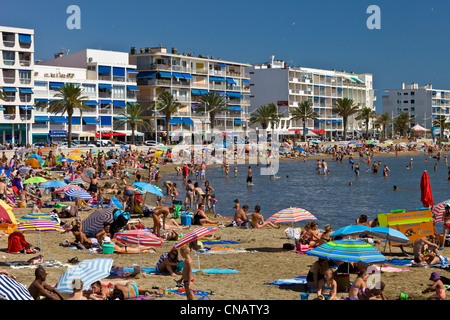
[
  {"x1": 249, "y1": 57, "x2": 376, "y2": 139},
  {"x1": 382, "y1": 82, "x2": 450, "y2": 135},
  {"x1": 0, "y1": 26, "x2": 34, "y2": 144}
]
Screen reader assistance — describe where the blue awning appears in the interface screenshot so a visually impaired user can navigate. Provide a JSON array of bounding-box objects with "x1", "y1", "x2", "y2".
[
  {"x1": 2, "y1": 87, "x2": 17, "y2": 92},
  {"x1": 49, "y1": 82, "x2": 64, "y2": 88},
  {"x1": 226, "y1": 92, "x2": 243, "y2": 98},
  {"x1": 214, "y1": 77, "x2": 226, "y2": 82},
  {"x1": 242, "y1": 79, "x2": 250, "y2": 83},
  {"x1": 169, "y1": 117, "x2": 183, "y2": 125},
  {"x1": 217, "y1": 63, "x2": 227, "y2": 67},
  {"x1": 84, "y1": 100, "x2": 98, "y2": 106},
  {"x1": 72, "y1": 116, "x2": 81, "y2": 125},
  {"x1": 100, "y1": 116, "x2": 112, "y2": 126},
  {"x1": 34, "y1": 98, "x2": 49, "y2": 102},
  {"x1": 226, "y1": 78, "x2": 236, "y2": 84},
  {"x1": 234, "y1": 119, "x2": 242, "y2": 124},
  {"x1": 83, "y1": 117, "x2": 99, "y2": 125},
  {"x1": 99, "y1": 100, "x2": 112, "y2": 104},
  {"x1": 136, "y1": 71, "x2": 156, "y2": 79},
  {"x1": 19, "y1": 106, "x2": 34, "y2": 110},
  {"x1": 113, "y1": 67, "x2": 125, "y2": 77},
  {"x1": 99, "y1": 84, "x2": 113, "y2": 90},
  {"x1": 98, "y1": 66, "x2": 111, "y2": 74},
  {"x1": 50, "y1": 116, "x2": 67, "y2": 123},
  {"x1": 159, "y1": 71, "x2": 172, "y2": 78},
  {"x1": 432, "y1": 91, "x2": 437, "y2": 94},
  {"x1": 227, "y1": 106, "x2": 242, "y2": 111},
  {"x1": 113, "y1": 100, "x2": 126, "y2": 107},
  {"x1": 337, "y1": 88, "x2": 344, "y2": 91},
  {"x1": 18, "y1": 34, "x2": 32, "y2": 43},
  {"x1": 182, "y1": 118, "x2": 194, "y2": 125},
  {"x1": 19, "y1": 88, "x2": 34, "y2": 94},
  {"x1": 182, "y1": 73, "x2": 193, "y2": 80},
  {"x1": 209, "y1": 77, "x2": 217, "y2": 81},
  {"x1": 200, "y1": 89, "x2": 208, "y2": 95},
  {"x1": 34, "y1": 116, "x2": 50, "y2": 122},
  {"x1": 191, "y1": 89, "x2": 201, "y2": 95},
  {"x1": 173, "y1": 72, "x2": 184, "y2": 79},
  {"x1": 127, "y1": 69, "x2": 138, "y2": 74},
  {"x1": 127, "y1": 85, "x2": 139, "y2": 91}
]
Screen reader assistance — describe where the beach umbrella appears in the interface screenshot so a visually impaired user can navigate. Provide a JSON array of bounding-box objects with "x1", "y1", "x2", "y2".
[
  {"x1": 81, "y1": 207, "x2": 116, "y2": 236},
  {"x1": 294, "y1": 147, "x2": 306, "y2": 152},
  {"x1": 53, "y1": 184, "x2": 83, "y2": 194},
  {"x1": 0, "y1": 199, "x2": 18, "y2": 234},
  {"x1": 70, "y1": 150, "x2": 83, "y2": 154},
  {"x1": 16, "y1": 219, "x2": 65, "y2": 256},
  {"x1": 25, "y1": 158, "x2": 41, "y2": 168},
  {"x1": 65, "y1": 189, "x2": 92, "y2": 200},
  {"x1": 114, "y1": 230, "x2": 163, "y2": 270},
  {"x1": 58, "y1": 158, "x2": 75, "y2": 163},
  {"x1": 69, "y1": 177, "x2": 87, "y2": 186},
  {"x1": 432, "y1": 199, "x2": 450, "y2": 223},
  {"x1": 365, "y1": 226, "x2": 409, "y2": 253},
  {"x1": 384, "y1": 140, "x2": 394, "y2": 144},
  {"x1": 56, "y1": 258, "x2": 113, "y2": 294},
  {"x1": 420, "y1": 170, "x2": 433, "y2": 208},
  {"x1": 132, "y1": 182, "x2": 164, "y2": 197},
  {"x1": 81, "y1": 168, "x2": 96, "y2": 183},
  {"x1": 266, "y1": 208, "x2": 317, "y2": 225},
  {"x1": 38, "y1": 180, "x2": 67, "y2": 188},
  {"x1": 18, "y1": 167, "x2": 32, "y2": 174},
  {"x1": 0, "y1": 274, "x2": 33, "y2": 300},
  {"x1": 105, "y1": 159, "x2": 117, "y2": 166},
  {"x1": 329, "y1": 225, "x2": 371, "y2": 238},
  {"x1": 19, "y1": 213, "x2": 58, "y2": 223},
  {"x1": 23, "y1": 176, "x2": 47, "y2": 184},
  {"x1": 67, "y1": 155, "x2": 83, "y2": 161},
  {"x1": 173, "y1": 227, "x2": 217, "y2": 269},
  {"x1": 307, "y1": 239, "x2": 386, "y2": 264},
  {"x1": 27, "y1": 154, "x2": 43, "y2": 163}
]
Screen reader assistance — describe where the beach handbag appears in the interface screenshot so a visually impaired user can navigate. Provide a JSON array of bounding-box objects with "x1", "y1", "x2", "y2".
[{"x1": 283, "y1": 243, "x2": 295, "y2": 250}]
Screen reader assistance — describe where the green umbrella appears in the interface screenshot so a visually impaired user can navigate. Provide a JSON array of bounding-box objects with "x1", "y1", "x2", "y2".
[{"x1": 23, "y1": 177, "x2": 48, "y2": 184}]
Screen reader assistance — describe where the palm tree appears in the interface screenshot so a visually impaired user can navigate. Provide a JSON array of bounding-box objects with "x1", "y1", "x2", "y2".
[
  {"x1": 156, "y1": 91, "x2": 181, "y2": 145},
  {"x1": 197, "y1": 91, "x2": 228, "y2": 140},
  {"x1": 290, "y1": 101, "x2": 319, "y2": 142},
  {"x1": 0, "y1": 88, "x2": 7, "y2": 101},
  {"x1": 394, "y1": 111, "x2": 413, "y2": 137},
  {"x1": 332, "y1": 98, "x2": 360, "y2": 141},
  {"x1": 48, "y1": 83, "x2": 90, "y2": 148},
  {"x1": 114, "y1": 102, "x2": 150, "y2": 145},
  {"x1": 356, "y1": 106, "x2": 376, "y2": 139},
  {"x1": 432, "y1": 115, "x2": 449, "y2": 142},
  {"x1": 250, "y1": 104, "x2": 277, "y2": 131},
  {"x1": 375, "y1": 112, "x2": 391, "y2": 138}
]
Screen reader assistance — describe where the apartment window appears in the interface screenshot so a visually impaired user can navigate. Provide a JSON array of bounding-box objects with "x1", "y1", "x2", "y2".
[
  {"x1": 403, "y1": 101, "x2": 408, "y2": 104},
  {"x1": 410, "y1": 92, "x2": 415, "y2": 96},
  {"x1": 82, "y1": 84, "x2": 96, "y2": 93},
  {"x1": 19, "y1": 70, "x2": 31, "y2": 84},
  {"x1": 113, "y1": 86, "x2": 125, "y2": 99},
  {"x1": 411, "y1": 107, "x2": 415, "y2": 111},
  {"x1": 403, "y1": 92, "x2": 408, "y2": 95},
  {"x1": 2, "y1": 51, "x2": 15, "y2": 66},
  {"x1": 87, "y1": 65, "x2": 96, "y2": 71},
  {"x1": 411, "y1": 100, "x2": 415, "y2": 105}
]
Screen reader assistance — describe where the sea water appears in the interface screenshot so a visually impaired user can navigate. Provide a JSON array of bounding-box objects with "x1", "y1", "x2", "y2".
[{"x1": 162, "y1": 154, "x2": 449, "y2": 230}]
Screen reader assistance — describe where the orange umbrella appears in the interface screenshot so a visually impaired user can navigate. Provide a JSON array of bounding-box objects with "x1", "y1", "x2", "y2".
[
  {"x1": 26, "y1": 158, "x2": 41, "y2": 168},
  {"x1": 0, "y1": 199, "x2": 18, "y2": 234}
]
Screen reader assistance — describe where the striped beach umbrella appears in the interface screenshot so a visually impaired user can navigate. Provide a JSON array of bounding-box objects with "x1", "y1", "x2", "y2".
[
  {"x1": 432, "y1": 199, "x2": 450, "y2": 223},
  {"x1": 56, "y1": 258, "x2": 113, "y2": 294},
  {"x1": 307, "y1": 239, "x2": 386, "y2": 264},
  {"x1": 0, "y1": 274, "x2": 33, "y2": 300},
  {"x1": 18, "y1": 167, "x2": 32, "y2": 174},
  {"x1": 65, "y1": 189, "x2": 92, "y2": 199},
  {"x1": 81, "y1": 168, "x2": 96, "y2": 183},
  {"x1": 266, "y1": 208, "x2": 317, "y2": 224},
  {"x1": 81, "y1": 207, "x2": 116, "y2": 236},
  {"x1": 132, "y1": 182, "x2": 164, "y2": 197},
  {"x1": 69, "y1": 177, "x2": 87, "y2": 186},
  {"x1": 53, "y1": 184, "x2": 83, "y2": 194},
  {"x1": 173, "y1": 227, "x2": 217, "y2": 250},
  {"x1": 16, "y1": 219, "x2": 65, "y2": 255},
  {"x1": 19, "y1": 213, "x2": 58, "y2": 223}
]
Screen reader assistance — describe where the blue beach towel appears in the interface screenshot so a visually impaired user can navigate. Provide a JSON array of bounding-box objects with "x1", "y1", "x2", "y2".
[
  {"x1": 386, "y1": 258, "x2": 412, "y2": 266},
  {"x1": 265, "y1": 276, "x2": 307, "y2": 286},
  {"x1": 201, "y1": 240, "x2": 240, "y2": 245}
]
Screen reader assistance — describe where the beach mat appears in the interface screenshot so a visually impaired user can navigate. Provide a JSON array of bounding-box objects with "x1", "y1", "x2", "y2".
[
  {"x1": 386, "y1": 258, "x2": 413, "y2": 266},
  {"x1": 201, "y1": 240, "x2": 240, "y2": 245},
  {"x1": 265, "y1": 276, "x2": 307, "y2": 286}
]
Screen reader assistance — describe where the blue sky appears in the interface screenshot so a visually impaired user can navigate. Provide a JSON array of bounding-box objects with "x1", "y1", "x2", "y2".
[{"x1": 2, "y1": 0, "x2": 450, "y2": 112}]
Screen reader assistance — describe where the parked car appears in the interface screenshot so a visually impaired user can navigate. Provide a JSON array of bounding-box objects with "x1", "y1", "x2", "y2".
[
  {"x1": 32, "y1": 142, "x2": 45, "y2": 148},
  {"x1": 144, "y1": 140, "x2": 164, "y2": 146}
]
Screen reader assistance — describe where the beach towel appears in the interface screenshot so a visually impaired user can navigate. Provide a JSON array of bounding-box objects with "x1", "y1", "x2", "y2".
[
  {"x1": 265, "y1": 276, "x2": 307, "y2": 286},
  {"x1": 386, "y1": 258, "x2": 413, "y2": 266},
  {"x1": 201, "y1": 240, "x2": 239, "y2": 245},
  {"x1": 122, "y1": 267, "x2": 239, "y2": 274}
]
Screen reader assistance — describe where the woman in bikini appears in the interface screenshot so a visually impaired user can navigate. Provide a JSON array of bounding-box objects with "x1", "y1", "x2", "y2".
[
  {"x1": 442, "y1": 203, "x2": 450, "y2": 247},
  {"x1": 318, "y1": 224, "x2": 333, "y2": 245},
  {"x1": 317, "y1": 269, "x2": 338, "y2": 300},
  {"x1": 348, "y1": 270, "x2": 369, "y2": 300}
]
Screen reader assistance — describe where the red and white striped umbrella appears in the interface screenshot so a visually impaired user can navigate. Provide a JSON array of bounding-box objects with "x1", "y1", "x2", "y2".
[
  {"x1": 432, "y1": 199, "x2": 450, "y2": 223},
  {"x1": 266, "y1": 207, "x2": 317, "y2": 224},
  {"x1": 173, "y1": 227, "x2": 217, "y2": 249},
  {"x1": 113, "y1": 230, "x2": 163, "y2": 247},
  {"x1": 53, "y1": 184, "x2": 84, "y2": 194}
]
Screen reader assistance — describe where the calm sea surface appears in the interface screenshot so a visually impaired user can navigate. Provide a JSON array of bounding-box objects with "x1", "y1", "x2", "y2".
[{"x1": 161, "y1": 154, "x2": 449, "y2": 230}]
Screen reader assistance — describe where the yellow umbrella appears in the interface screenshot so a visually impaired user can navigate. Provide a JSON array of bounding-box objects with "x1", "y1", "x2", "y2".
[
  {"x1": 67, "y1": 155, "x2": 83, "y2": 161},
  {"x1": 70, "y1": 150, "x2": 83, "y2": 153},
  {"x1": 0, "y1": 199, "x2": 18, "y2": 234}
]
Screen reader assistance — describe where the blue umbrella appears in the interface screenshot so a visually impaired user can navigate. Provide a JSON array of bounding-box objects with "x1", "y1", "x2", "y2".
[
  {"x1": 294, "y1": 147, "x2": 306, "y2": 152},
  {"x1": 365, "y1": 226, "x2": 409, "y2": 244},
  {"x1": 27, "y1": 154, "x2": 43, "y2": 163},
  {"x1": 56, "y1": 258, "x2": 113, "y2": 294},
  {"x1": 348, "y1": 141, "x2": 356, "y2": 145},
  {"x1": 58, "y1": 158, "x2": 75, "y2": 163},
  {"x1": 0, "y1": 274, "x2": 33, "y2": 300},
  {"x1": 330, "y1": 225, "x2": 371, "y2": 238},
  {"x1": 307, "y1": 239, "x2": 386, "y2": 264},
  {"x1": 39, "y1": 180, "x2": 67, "y2": 188},
  {"x1": 65, "y1": 189, "x2": 92, "y2": 199},
  {"x1": 132, "y1": 182, "x2": 164, "y2": 197}
]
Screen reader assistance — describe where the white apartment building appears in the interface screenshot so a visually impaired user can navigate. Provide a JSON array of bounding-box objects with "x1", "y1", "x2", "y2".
[
  {"x1": 382, "y1": 82, "x2": 450, "y2": 135},
  {"x1": 31, "y1": 48, "x2": 139, "y2": 144},
  {"x1": 0, "y1": 26, "x2": 34, "y2": 144},
  {"x1": 129, "y1": 46, "x2": 251, "y2": 140},
  {"x1": 249, "y1": 56, "x2": 376, "y2": 139}
]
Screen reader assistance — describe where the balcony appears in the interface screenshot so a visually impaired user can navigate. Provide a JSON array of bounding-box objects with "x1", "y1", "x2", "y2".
[
  {"x1": 3, "y1": 76, "x2": 15, "y2": 84},
  {"x1": 172, "y1": 80, "x2": 190, "y2": 87},
  {"x1": 113, "y1": 76, "x2": 125, "y2": 82},
  {"x1": 4, "y1": 114, "x2": 15, "y2": 120},
  {"x1": 19, "y1": 94, "x2": 32, "y2": 103},
  {"x1": 3, "y1": 59, "x2": 15, "y2": 66},
  {"x1": 210, "y1": 83, "x2": 226, "y2": 90},
  {"x1": 98, "y1": 75, "x2": 111, "y2": 81},
  {"x1": 19, "y1": 78, "x2": 31, "y2": 85},
  {"x1": 2, "y1": 40, "x2": 15, "y2": 48},
  {"x1": 98, "y1": 92, "x2": 112, "y2": 98},
  {"x1": 19, "y1": 59, "x2": 31, "y2": 67},
  {"x1": 4, "y1": 93, "x2": 15, "y2": 102},
  {"x1": 172, "y1": 65, "x2": 190, "y2": 73},
  {"x1": 192, "y1": 69, "x2": 208, "y2": 75}
]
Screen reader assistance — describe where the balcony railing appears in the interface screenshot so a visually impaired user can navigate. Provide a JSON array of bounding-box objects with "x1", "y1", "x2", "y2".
[
  {"x1": 98, "y1": 92, "x2": 112, "y2": 98},
  {"x1": 19, "y1": 59, "x2": 31, "y2": 67},
  {"x1": 3, "y1": 59, "x2": 15, "y2": 66},
  {"x1": 19, "y1": 79, "x2": 31, "y2": 85},
  {"x1": 19, "y1": 95, "x2": 32, "y2": 102},
  {"x1": 4, "y1": 114, "x2": 15, "y2": 120},
  {"x1": 98, "y1": 75, "x2": 111, "y2": 81},
  {"x1": 172, "y1": 65, "x2": 190, "y2": 73},
  {"x1": 3, "y1": 76, "x2": 15, "y2": 84}
]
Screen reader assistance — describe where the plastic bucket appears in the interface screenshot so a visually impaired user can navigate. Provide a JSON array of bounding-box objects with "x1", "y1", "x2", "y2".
[
  {"x1": 180, "y1": 214, "x2": 192, "y2": 226},
  {"x1": 399, "y1": 292, "x2": 408, "y2": 300},
  {"x1": 102, "y1": 243, "x2": 115, "y2": 254},
  {"x1": 300, "y1": 293, "x2": 309, "y2": 300}
]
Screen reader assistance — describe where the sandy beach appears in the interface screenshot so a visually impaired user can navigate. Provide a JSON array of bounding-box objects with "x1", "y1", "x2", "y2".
[{"x1": 1, "y1": 146, "x2": 449, "y2": 302}]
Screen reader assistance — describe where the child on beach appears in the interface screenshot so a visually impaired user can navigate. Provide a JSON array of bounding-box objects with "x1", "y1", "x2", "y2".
[
  {"x1": 317, "y1": 269, "x2": 338, "y2": 300},
  {"x1": 176, "y1": 245, "x2": 195, "y2": 300},
  {"x1": 348, "y1": 270, "x2": 369, "y2": 300},
  {"x1": 422, "y1": 271, "x2": 445, "y2": 300},
  {"x1": 97, "y1": 188, "x2": 104, "y2": 209}
]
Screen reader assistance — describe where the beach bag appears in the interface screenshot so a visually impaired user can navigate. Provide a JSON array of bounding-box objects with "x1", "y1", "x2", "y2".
[
  {"x1": 285, "y1": 227, "x2": 301, "y2": 240},
  {"x1": 283, "y1": 243, "x2": 295, "y2": 250}
]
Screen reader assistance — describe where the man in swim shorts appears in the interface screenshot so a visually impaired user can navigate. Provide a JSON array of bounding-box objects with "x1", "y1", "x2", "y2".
[{"x1": 233, "y1": 204, "x2": 249, "y2": 226}]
